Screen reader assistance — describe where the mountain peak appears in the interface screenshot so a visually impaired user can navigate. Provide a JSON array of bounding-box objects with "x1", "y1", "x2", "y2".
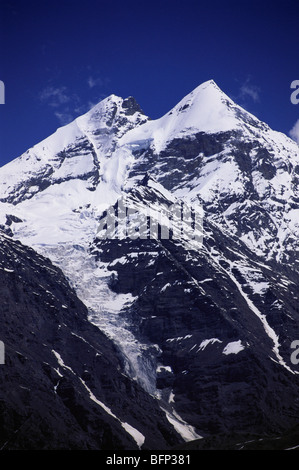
[
  {"x1": 78, "y1": 93, "x2": 146, "y2": 124},
  {"x1": 191, "y1": 78, "x2": 220, "y2": 93},
  {"x1": 0, "y1": 91, "x2": 148, "y2": 206},
  {"x1": 172, "y1": 78, "x2": 235, "y2": 120},
  {"x1": 1, "y1": 80, "x2": 299, "y2": 448},
  {"x1": 120, "y1": 79, "x2": 244, "y2": 152}
]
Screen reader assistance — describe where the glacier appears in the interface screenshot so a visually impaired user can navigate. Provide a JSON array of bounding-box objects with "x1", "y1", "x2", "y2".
[{"x1": 1, "y1": 79, "x2": 299, "y2": 444}]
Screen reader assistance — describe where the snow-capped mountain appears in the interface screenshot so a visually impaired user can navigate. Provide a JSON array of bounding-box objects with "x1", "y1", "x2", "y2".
[
  {"x1": 1, "y1": 80, "x2": 299, "y2": 449},
  {"x1": 121, "y1": 80, "x2": 299, "y2": 265},
  {"x1": 0, "y1": 230, "x2": 183, "y2": 450}
]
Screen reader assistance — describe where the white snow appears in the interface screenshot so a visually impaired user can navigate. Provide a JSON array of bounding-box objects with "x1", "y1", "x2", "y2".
[
  {"x1": 0, "y1": 79, "x2": 298, "y2": 444},
  {"x1": 209, "y1": 256, "x2": 298, "y2": 374},
  {"x1": 120, "y1": 80, "x2": 247, "y2": 153},
  {"x1": 168, "y1": 391, "x2": 175, "y2": 404},
  {"x1": 234, "y1": 262, "x2": 270, "y2": 295},
  {"x1": 52, "y1": 349, "x2": 145, "y2": 448},
  {"x1": 160, "y1": 283, "x2": 171, "y2": 292},
  {"x1": 163, "y1": 408, "x2": 202, "y2": 442},
  {"x1": 156, "y1": 365, "x2": 172, "y2": 373},
  {"x1": 121, "y1": 422, "x2": 145, "y2": 449},
  {"x1": 223, "y1": 340, "x2": 245, "y2": 355},
  {"x1": 52, "y1": 350, "x2": 74, "y2": 374},
  {"x1": 198, "y1": 338, "x2": 222, "y2": 351},
  {"x1": 79, "y1": 377, "x2": 145, "y2": 448}
]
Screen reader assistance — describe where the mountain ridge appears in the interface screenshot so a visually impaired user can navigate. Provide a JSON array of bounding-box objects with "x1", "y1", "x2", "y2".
[{"x1": 0, "y1": 80, "x2": 299, "y2": 448}]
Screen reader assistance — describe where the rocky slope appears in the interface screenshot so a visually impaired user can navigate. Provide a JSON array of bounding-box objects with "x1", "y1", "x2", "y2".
[
  {"x1": 0, "y1": 80, "x2": 299, "y2": 448},
  {"x1": 0, "y1": 230, "x2": 183, "y2": 450},
  {"x1": 92, "y1": 176, "x2": 299, "y2": 436}
]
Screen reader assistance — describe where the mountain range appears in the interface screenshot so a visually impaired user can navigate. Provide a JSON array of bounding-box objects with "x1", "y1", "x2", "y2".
[{"x1": 1, "y1": 80, "x2": 299, "y2": 450}]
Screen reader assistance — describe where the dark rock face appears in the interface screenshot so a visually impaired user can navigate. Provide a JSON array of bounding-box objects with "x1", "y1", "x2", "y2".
[
  {"x1": 122, "y1": 96, "x2": 146, "y2": 116},
  {"x1": 1, "y1": 83, "x2": 299, "y2": 450},
  {"x1": 92, "y1": 179, "x2": 299, "y2": 438},
  {"x1": 175, "y1": 423, "x2": 299, "y2": 450},
  {"x1": 0, "y1": 231, "x2": 182, "y2": 450}
]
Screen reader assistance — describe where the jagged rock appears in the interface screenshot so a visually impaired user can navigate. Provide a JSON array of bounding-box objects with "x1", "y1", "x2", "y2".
[
  {"x1": 0, "y1": 80, "x2": 299, "y2": 449},
  {"x1": 0, "y1": 231, "x2": 183, "y2": 450}
]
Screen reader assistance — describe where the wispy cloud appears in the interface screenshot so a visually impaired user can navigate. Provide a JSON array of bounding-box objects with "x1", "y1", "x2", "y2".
[
  {"x1": 289, "y1": 119, "x2": 299, "y2": 144},
  {"x1": 229, "y1": 77, "x2": 261, "y2": 114},
  {"x1": 239, "y1": 78, "x2": 260, "y2": 103},
  {"x1": 54, "y1": 111, "x2": 75, "y2": 126},
  {"x1": 87, "y1": 76, "x2": 104, "y2": 89},
  {"x1": 87, "y1": 74, "x2": 110, "y2": 90},
  {"x1": 39, "y1": 84, "x2": 81, "y2": 125},
  {"x1": 39, "y1": 86, "x2": 71, "y2": 107},
  {"x1": 39, "y1": 72, "x2": 111, "y2": 126}
]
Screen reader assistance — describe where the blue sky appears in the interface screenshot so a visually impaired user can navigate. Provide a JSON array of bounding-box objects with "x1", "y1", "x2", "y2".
[{"x1": 0, "y1": 0, "x2": 298, "y2": 166}]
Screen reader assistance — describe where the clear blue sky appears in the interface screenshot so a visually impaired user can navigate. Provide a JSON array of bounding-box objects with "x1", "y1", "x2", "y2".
[{"x1": 0, "y1": 0, "x2": 298, "y2": 166}]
